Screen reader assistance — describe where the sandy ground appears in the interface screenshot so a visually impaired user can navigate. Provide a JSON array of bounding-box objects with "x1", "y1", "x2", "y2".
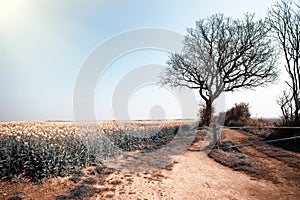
[
  {"x1": 1, "y1": 128, "x2": 299, "y2": 200},
  {"x1": 112, "y1": 152, "x2": 298, "y2": 200}
]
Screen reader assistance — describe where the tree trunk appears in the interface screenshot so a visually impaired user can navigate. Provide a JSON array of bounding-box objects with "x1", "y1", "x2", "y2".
[
  {"x1": 202, "y1": 100, "x2": 212, "y2": 126},
  {"x1": 294, "y1": 98, "x2": 299, "y2": 125}
]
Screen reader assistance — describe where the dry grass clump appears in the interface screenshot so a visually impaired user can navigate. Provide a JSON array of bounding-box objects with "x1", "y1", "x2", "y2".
[
  {"x1": 224, "y1": 118, "x2": 272, "y2": 127},
  {"x1": 56, "y1": 184, "x2": 96, "y2": 200},
  {"x1": 208, "y1": 141, "x2": 270, "y2": 181},
  {"x1": 244, "y1": 118, "x2": 273, "y2": 127}
]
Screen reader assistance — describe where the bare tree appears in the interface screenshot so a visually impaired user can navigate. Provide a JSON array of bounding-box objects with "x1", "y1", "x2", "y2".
[
  {"x1": 269, "y1": 0, "x2": 300, "y2": 124},
  {"x1": 160, "y1": 14, "x2": 278, "y2": 125},
  {"x1": 277, "y1": 90, "x2": 294, "y2": 124}
]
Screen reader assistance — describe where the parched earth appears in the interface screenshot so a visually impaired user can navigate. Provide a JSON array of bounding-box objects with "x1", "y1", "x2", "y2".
[{"x1": 1, "y1": 128, "x2": 299, "y2": 200}]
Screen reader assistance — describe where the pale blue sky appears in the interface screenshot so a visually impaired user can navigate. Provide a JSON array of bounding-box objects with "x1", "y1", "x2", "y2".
[{"x1": 0, "y1": 0, "x2": 283, "y2": 121}]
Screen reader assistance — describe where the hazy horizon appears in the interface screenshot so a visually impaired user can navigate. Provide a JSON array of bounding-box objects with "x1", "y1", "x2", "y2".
[{"x1": 0, "y1": 0, "x2": 285, "y2": 121}]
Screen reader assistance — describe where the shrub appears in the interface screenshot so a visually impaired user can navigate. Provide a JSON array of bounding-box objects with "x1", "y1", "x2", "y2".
[{"x1": 224, "y1": 103, "x2": 251, "y2": 126}]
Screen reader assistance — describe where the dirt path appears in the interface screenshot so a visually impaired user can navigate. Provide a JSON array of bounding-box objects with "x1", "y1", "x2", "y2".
[
  {"x1": 1, "y1": 129, "x2": 299, "y2": 199},
  {"x1": 111, "y1": 152, "x2": 296, "y2": 200},
  {"x1": 108, "y1": 128, "x2": 300, "y2": 200}
]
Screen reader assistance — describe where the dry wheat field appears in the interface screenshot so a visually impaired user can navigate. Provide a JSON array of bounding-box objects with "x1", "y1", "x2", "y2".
[{"x1": 0, "y1": 120, "x2": 198, "y2": 199}]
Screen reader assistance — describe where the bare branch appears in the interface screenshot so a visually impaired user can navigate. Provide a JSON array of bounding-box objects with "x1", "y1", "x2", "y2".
[
  {"x1": 268, "y1": 0, "x2": 300, "y2": 122},
  {"x1": 160, "y1": 13, "x2": 279, "y2": 125}
]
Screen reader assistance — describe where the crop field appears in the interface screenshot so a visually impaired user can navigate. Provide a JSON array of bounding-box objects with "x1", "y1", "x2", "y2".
[
  {"x1": 0, "y1": 120, "x2": 198, "y2": 183},
  {"x1": 0, "y1": 121, "x2": 300, "y2": 199}
]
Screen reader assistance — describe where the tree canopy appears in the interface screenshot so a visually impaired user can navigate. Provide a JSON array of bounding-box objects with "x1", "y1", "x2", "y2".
[
  {"x1": 161, "y1": 13, "x2": 279, "y2": 125},
  {"x1": 269, "y1": 0, "x2": 300, "y2": 124}
]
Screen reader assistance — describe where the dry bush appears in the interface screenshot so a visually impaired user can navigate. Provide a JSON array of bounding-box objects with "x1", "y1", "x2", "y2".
[{"x1": 223, "y1": 103, "x2": 251, "y2": 126}]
